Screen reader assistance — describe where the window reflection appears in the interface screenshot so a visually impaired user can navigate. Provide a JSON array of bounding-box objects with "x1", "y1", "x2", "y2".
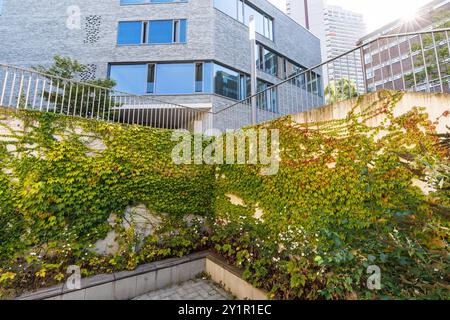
[
  {"x1": 213, "y1": 64, "x2": 240, "y2": 100},
  {"x1": 118, "y1": 19, "x2": 187, "y2": 45},
  {"x1": 213, "y1": 0, "x2": 274, "y2": 41},
  {"x1": 117, "y1": 22, "x2": 143, "y2": 45},
  {"x1": 149, "y1": 20, "x2": 175, "y2": 44},
  {"x1": 109, "y1": 64, "x2": 148, "y2": 94},
  {"x1": 155, "y1": 63, "x2": 195, "y2": 94}
]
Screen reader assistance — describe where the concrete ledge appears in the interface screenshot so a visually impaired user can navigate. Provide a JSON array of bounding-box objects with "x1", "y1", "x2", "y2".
[
  {"x1": 16, "y1": 251, "x2": 268, "y2": 300},
  {"x1": 16, "y1": 251, "x2": 209, "y2": 300},
  {"x1": 205, "y1": 253, "x2": 268, "y2": 300}
]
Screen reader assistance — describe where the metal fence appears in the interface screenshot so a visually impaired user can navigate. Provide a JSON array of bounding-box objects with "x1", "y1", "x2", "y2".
[
  {"x1": 0, "y1": 63, "x2": 212, "y2": 131},
  {"x1": 1, "y1": 29, "x2": 448, "y2": 132},
  {"x1": 214, "y1": 29, "x2": 450, "y2": 130}
]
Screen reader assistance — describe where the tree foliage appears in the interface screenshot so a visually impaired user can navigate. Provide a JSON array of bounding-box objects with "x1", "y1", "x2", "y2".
[
  {"x1": 32, "y1": 56, "x2": 117, "y2": 118},
  {"x1": 324, "y1": 78, "x2": 358, "y2": 104}
]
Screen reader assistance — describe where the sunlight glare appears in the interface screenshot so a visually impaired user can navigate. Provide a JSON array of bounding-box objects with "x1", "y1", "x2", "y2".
[{"x1": 401, "y1": 7, "x2": 418, "y2": 22}]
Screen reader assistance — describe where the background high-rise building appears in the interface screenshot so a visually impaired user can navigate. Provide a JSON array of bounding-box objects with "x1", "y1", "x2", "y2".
[
  {"x1": 285, "y1": 1, "x2": 367, "y2": 92},
  {"x1": 323, "y1": 5, "x2": 366, "y2": 92}
]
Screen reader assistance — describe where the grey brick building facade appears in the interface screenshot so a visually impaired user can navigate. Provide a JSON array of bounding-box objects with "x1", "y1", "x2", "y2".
[{"x1": 0, "y1": 0, "x2": 322, "y2": 130}]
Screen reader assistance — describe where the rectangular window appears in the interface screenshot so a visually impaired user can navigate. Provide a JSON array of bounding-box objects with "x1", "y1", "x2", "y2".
[
  {"x1": 109, "y1": 64, "x2": 148, "y2": 94},
  {"x1": 214, "y1": 0, "x2": 274, "y2": 41},
  {"x1": 213, "y1": 64, "x2": 240, "y2": 100},
  {"x1": 263, "y1": 48, "x2": 278, "y2": 77},
  {"x1": 238, "y1": 75, "x2": 252, "y2": 100},
  {"x1": 257, "y1": 80, "x2": 278, "y2": 113},
  {"x1": 118, "y1": 19, "x2": 186, "y2": 45},
  {"x1": 110, "y1": 62, "x2": 280, "y2": 99},
  {"x1": 155, "y1": 63, "x2": 195, "y2": 94},
  {"x1": 214, "y1": 0, "x2": 238, "y2": 19},
  {"x1": 257, "y1": 43, "x2": 300, "y2": 79},
  {"x1": 117, "y1": 21, "x2": 143, "y2": 45},
  {"x1": 237, "y1": 0, "x2": 244, "y2": 22},
  {"x1": 111, "y1": 62, "x2": 212, "y2": 96},
  {"x1": 243, "y1": 3, "x2": 273, "y2": 40},
  {"x1": 179, "y1": 19, "x2": 187, "y2": 43},
  {"x1": 203, "y1": 63, "x2": 213, "y2": 94},
  {"x1": 149, "y1": 20, "x2": 174, "y2": 44}
]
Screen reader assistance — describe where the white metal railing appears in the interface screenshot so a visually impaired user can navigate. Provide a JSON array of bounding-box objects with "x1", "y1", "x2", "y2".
[
  {"x1": 0, "y1": 63, "x2": 212, "y2": 131},
  {"x1": 213, "y1": 29, "x2": 450, "y2": 130}
]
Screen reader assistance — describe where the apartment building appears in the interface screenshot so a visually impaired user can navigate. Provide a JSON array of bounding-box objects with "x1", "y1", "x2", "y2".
[{"x1": 0, "y1": 0, "x2": 322, "y2": 130}]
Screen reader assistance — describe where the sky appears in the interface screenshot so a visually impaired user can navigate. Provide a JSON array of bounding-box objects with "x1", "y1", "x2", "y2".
[{"x1": 269, "y1": 0, "x2": 433, "y2": 32}]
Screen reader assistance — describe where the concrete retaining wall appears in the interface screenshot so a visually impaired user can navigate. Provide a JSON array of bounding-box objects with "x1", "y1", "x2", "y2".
[
  {"x1": 17, "y1": 252, "x2": 208, "y2": 301},
  {"x1": 291, "y1": 91, "x2": 450, "y2": 134},
  {"x1": 206, "y1": 253, "x2": 268, "y2": 300},
  {"x1": 16, "y1": 251, "x2": 268, "y2": 300}
]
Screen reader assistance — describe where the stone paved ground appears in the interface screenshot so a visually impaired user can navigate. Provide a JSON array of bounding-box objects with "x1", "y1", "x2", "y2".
[{"x1": 133, "y1": 278, "x2": 232, "y2": 300}]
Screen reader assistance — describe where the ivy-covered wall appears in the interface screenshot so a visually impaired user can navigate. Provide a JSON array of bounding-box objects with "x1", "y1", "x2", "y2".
[
  {"x1": 0, "y1": 90, "x2": 448, "y2": 300},
  {"x1": 0, "y1": 107, "x2": 214, "y2": 297},
  {"x1": 212, "y1": 91, "x2": 449, "y2": 300}
]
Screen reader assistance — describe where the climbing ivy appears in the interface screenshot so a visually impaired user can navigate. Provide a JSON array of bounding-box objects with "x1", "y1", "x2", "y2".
[
  {"x1": 212, "y1": 91, "x2": 449, "y2": 300},
  {"x1": 0, "y1": 108, "x2": 213, "y2": 297},
  {"x1": 0, "y1": 90, "x2": 448, "y2": 300}
]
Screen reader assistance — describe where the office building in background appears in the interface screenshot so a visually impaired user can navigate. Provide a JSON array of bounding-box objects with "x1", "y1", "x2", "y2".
[
  {"x1": 359, "y1": 0, "x2": 450, "y2": 93},
  {"x1": 285, "y1": 0, "x2": 366, "y2": 92}
]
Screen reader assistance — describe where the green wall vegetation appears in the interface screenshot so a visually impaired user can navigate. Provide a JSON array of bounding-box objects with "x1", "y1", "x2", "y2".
[
  {"x1": 0, "y1": 108, "x2": 214, "y2": 298},
  {"x1": 0, "y1": 90, "x2": 448, "y2": 299}
]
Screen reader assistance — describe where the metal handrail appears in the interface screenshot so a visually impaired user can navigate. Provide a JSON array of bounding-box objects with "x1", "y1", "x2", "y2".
[
  {"x1": 214, "y1": 28, "x2": 450, "y2": 115},
  {"x1": 0, "y1": 63, "x2": 213, "y2": 130},
  {"x1": 0, "y1": 63, "x2": 208, "y2": 112}
]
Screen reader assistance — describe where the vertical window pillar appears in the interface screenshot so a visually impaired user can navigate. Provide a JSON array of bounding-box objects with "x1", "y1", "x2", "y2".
[
  {"x1": 195, "y1": 63, "x2": 203, "y2": 92},
  {"x1": 173, "y1": 20, "x2": 179, "y2": 43},
  {"x1": 142, "y1": 21, "x2": 148, "y2": 44}
]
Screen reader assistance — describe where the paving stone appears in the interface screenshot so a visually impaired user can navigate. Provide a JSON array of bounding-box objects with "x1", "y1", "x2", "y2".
[{"x1": 133, "y1": 278, "x2": 231, "y2": 300}]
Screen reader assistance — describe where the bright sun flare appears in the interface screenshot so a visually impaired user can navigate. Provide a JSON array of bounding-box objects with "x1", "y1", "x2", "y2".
[{"x1": 401, "y1": 7, "x2": 419, "y2": 22}]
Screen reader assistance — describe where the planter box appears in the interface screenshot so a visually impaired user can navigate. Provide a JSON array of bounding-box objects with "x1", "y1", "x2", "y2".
[{"x1": 16, "y1": 251, "x2": 268, "y2": 300}]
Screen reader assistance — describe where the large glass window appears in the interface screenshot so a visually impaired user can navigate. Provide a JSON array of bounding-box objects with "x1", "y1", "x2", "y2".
[
  {"x1": 149, "y1": 20, "x2": 174, "y2": 44},
  {"x1": 214, "y1": 0, "x2": 274, "y2": 41},
  {"x1": 118, "y1": 19, "x2": 187, "y2": 45},
  {"x1": 179, "y1": 19, "x2": 187, "y2": 43},
  {"x1": 255, "y1": 42, "x2": 322, "y2": 96},
  {"x1": 257, "y1": 43, "x2": 289, "y2": 79},
  {"x1": 263, "y1": 48, "x2": 278, "y2": 77},
  {"x1": 213, "y1": 64, "x2": 240, "y2": 100},
  {"x1": 213, "y1": 0, "x2": 238, "y2": 19},
  {"x1": 155, "y1": 63, "x2": 195, "y2": 94},
  {"x1": 117, "y1": 21, "x2": 143, "y2": 45},
  {"x1": 110, "y1": 62, "x2": 213, "y2": 96},
  {"x1": 257, "y1": 80, "x2": 277, "y2": 113},
  {"x1": 109, "y1": 62, "x2": 282, "y2": 104},
  {"x1": 203, "y1": 63, "x2": 213, "y2": 94},
  {"x1": 109, "y1": 64, "x2": 148, "y2": 94}
]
